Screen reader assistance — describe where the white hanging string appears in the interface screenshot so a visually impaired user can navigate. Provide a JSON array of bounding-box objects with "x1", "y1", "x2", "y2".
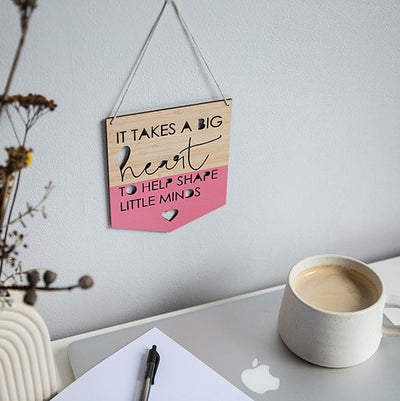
[
  {"x1": 170, "y1": 0, "x2": 229, "y2": 107},
  {"x1": 109, "y1": 1, "x2": 168, "y2": 125},
  {"x1": 110, "y1": 0, "x2": 229, "y2": 125}
]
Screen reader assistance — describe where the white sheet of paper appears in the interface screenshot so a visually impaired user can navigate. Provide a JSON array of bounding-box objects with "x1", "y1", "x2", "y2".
[{"x1": 53, "y1": 327, "x2": 253, "y2": 400}]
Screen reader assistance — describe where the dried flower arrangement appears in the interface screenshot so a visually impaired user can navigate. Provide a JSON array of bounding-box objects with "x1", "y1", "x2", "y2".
[{"x1": 0, "y1": 0, "x2": 93, "y2": 305}]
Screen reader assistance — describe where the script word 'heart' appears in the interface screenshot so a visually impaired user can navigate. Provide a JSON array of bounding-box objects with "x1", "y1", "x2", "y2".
[{"x1": 162, "y1": 209, "x2": 179, "y2": 222}]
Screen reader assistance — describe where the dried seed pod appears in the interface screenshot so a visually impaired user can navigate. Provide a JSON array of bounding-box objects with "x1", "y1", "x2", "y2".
[
  {"x1": 43, "y1": 270, "x2": 57, "y2": 286},
  {"x1": 27, "y1": 270, "x2": 40, "y2": 286},
  {"x1": 78, "y1": 275, "x2": 94, "y2": 289},
  {"x1": 24, "y1": 289, "x2": 37, "y2": 305}
]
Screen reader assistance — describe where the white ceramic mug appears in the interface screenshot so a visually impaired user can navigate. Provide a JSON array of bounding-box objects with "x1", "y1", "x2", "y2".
[{"x1": 278, "y1": 255, "x2": 400, "y2": 368}]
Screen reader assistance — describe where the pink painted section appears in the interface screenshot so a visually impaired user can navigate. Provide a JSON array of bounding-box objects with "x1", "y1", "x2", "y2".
[{"x1": 109, "y1": 166, "x2": 228, "y2": 232}]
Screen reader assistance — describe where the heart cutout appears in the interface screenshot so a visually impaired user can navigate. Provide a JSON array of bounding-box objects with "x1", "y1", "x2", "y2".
[{"x1": 162, "y1": 209, "x2": 179, "y2": 222}]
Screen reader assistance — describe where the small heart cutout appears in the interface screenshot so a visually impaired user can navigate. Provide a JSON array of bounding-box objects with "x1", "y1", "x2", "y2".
[{"x1": 162, "y1": 209, "x2": 179, "y2": 222}]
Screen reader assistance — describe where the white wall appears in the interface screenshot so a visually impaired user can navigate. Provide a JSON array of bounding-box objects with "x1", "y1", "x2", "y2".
[{"x1": 1, "y1": 0, "x2": 400, "y2": 339}]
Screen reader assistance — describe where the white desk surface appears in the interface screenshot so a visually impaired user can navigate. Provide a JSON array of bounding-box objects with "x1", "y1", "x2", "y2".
[{"x1": 51, "y1": 256, "x2": 400, "y2": 392}]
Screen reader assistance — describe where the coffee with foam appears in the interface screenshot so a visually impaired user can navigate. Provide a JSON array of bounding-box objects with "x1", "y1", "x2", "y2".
[{"x1": 292, "y1": 265, "x2": 379, "y2": 312}]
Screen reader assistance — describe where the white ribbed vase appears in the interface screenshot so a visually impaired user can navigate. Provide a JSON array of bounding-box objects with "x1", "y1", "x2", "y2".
[{"x1": 0, "y1": 291, "x2": 58, "y2": 401}]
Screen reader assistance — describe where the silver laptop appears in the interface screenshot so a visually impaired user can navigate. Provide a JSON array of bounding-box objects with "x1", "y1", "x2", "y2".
[{"x1": 68, "y1": 287, "x2": 399, "y2": 400}]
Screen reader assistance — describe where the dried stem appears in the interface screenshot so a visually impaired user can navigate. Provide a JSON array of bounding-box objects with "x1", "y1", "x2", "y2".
[
  {"x1": 6, "y1": 182, "x2": 53, "y2": 226},
  {"x1": 0, "y1": 25, "x2": 28, "y2": 121},
  {"x1": 0, "y1": 2, "x2": 94, "y2": 306},
  {"x1": 0, "y1": 170, "x2": 21, "y2": 276},
  {"x1": 0, "y1": 175, "x2": 12, "y2": 227},
  {"x1": 5, "y1": 107, "x2": 21, "y2": 145},
  {"x1": 0, "y1": 9, "x2": 34, "y2": 276},
  {"x1": 2, "y1": 284, "x2": 80, "y2": 292}
]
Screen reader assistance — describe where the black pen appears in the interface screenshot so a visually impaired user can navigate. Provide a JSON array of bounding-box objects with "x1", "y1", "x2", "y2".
[{"x1": 140, "y1": 345, "x2": 160, "y2": 401}]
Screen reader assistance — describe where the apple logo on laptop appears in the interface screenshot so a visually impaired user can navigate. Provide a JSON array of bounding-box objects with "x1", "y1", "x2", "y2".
[{"x1": 241, "y1": 358, "x2": 280, "y2": 394}]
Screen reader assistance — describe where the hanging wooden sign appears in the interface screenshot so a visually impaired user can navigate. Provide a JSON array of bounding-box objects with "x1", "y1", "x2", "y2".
[{"x1": 105, "y1": 99, "x2": 232, "y2": 232}]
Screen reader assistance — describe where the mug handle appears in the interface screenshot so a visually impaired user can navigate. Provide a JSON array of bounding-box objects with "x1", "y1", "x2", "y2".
[{"x1": 383, "y1": 294, "x2": 400, "y2": 337}]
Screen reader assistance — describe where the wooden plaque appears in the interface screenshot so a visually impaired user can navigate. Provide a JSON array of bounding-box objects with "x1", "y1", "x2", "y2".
[{"x1": 105, "y1": 99, "x2": 232, "y2": 232}]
